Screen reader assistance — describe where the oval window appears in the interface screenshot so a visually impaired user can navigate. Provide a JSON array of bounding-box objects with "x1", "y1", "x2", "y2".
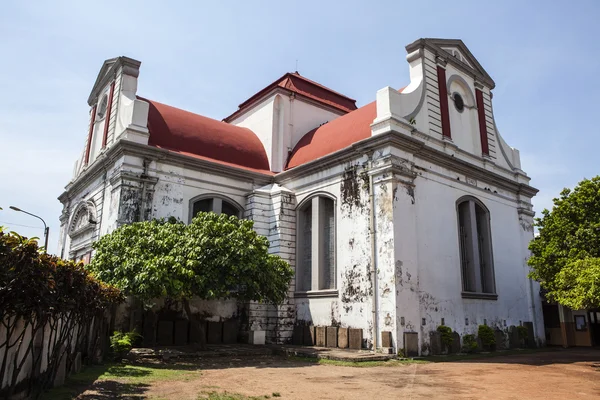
[{"x1": 453, "y1": 93, "x2": 464, "y2": 112}]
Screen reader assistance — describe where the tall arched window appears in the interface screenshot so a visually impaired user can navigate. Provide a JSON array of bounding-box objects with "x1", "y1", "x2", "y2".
[
  {"x1": 297, "y1": 195, "x2": 336, "y2": 292},
  {"x1": 457, "y1": 197, "x2": 496, "y2": 296},
  {"x1": 190, "y1": 195, "x2": 243, "y2": 222}
]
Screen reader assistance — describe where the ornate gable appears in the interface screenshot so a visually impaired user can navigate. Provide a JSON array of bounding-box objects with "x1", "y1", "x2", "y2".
[
  {"x1": 69, "y1": 201, "x2": 97, "y2": 237},
  {"x1": 406, "y1": 38, "x2": 495, "y2": 89}
]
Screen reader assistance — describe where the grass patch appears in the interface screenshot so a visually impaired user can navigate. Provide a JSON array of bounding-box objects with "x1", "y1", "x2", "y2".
[
  {"x1": 198, "y1": 391, "x2": 273, "y2": 400},
  {"x1": 42, "y1": 362, "x2": 201, "y2": 400},
  {"x1": 288, "y1": 356, "x2": 428, "y2": 367}
]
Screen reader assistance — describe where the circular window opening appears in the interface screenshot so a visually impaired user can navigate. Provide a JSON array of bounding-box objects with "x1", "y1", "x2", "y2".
[
  {"x1": 97, "y1": 95, "x2": 108, "y2": 119},
  {"x1": 453, "y1": 93, "x2": 464, "y2": 112}
]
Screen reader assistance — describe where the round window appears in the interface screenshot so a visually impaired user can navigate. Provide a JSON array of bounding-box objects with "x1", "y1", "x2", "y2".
[
  {"x1": 453, "y1": 93, "x2": 464, "y2": 112},
  {"x1": 97, "y1": 95, "x2": 108, "y2": 119}
]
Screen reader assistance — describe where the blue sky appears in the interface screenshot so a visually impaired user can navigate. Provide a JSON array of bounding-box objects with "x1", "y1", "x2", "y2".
[{"x1": 1, "y1": 0, "x2": 598, "y2": 254}]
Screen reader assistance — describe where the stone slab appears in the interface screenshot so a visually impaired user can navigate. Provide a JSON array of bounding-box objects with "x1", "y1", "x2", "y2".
[
  {"x1": 495, "y1": 329, "x2": 507, "y2": 350},
  {"x1": 223, "y1": 319, "x2": 239, "y2": 344},
  {"x1": 349, "y1": 328, "x2": 363, "y2": 350},
  {"x1": 53, "y1": 347, "x2": 67, "y2": 387},
  {"x1": 189, "y1": 320, "x2": 207, "y2": 344},
  {"x1": 326, "y1": 327, "x2": 338, "y2": 348},
  {"x1": 207, "y1": 321, "x2": 223, "y2": 344},
  {"x1": 303, "y1": 325, "x2": 315, "y2": 346},
  {"x1": 450, "y1": 332, "x2": 461, "y2": 354},
  {"x1": 249, "y1": 330, "x2": 266, "y2": 345},
  {"x1": 174, "y1": 319, "x2": 189, "y2": 346},
  {"x1": 523, "y1": 322, "x2": 535, "y2": 348},
  {"x1": 142, "y1": 311, "x2": 157, "y2": 347},
  {"x1": 508, "y1": 326, "x2": 520, "y2": 349},
  {"x1": 429, "y1": 331, "x2": 442, "y2": 355},
  {"x1": 71, "y1": 352, "x2": 82, "y2": 374},
  {"x1": 315, "y1": 326, "x2": 327, "y2": 347},
  {"x1": 292, "y1": 326, "x2": 304, "y2": 345},
  {"x1": 381, "y1": 331, "x2": 393, "y2": 348},
  {"x1": 338, "y1": 327, "x2": 349, "y2": 348},
  {"x1": 404, "y1": 332, "x2": 419, "y2": 357},
  {"x1": 157, "y1": 321, "x2": 174, "y2": 346}
]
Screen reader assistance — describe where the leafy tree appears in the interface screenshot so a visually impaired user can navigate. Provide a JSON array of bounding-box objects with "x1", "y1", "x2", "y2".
[
  {"x1": 528, "y1": 176, "x2": 600, "y2": 310},
  {"x1": 0, "y1": 227, "x2": 122, "y2": 399},
  {"x1": 88, "y1": 213, "x2": 294, "y2": 347}
]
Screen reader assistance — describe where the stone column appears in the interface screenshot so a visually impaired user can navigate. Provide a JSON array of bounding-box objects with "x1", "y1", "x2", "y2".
[{"x1": 245, "y1": 184, "x2": 296, "y2": 344}]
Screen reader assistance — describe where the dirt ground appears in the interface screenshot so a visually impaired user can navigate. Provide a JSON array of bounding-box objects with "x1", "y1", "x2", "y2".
[{"x1": 84, "y1": 348, "x2": 600, "y2": 399}]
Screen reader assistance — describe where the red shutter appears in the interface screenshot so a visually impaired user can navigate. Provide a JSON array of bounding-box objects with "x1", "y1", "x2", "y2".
[
  {"x1": 437, "y1": 66, "x2": 452, "y2": 140},
  {"x1": 101, "y1": 81, "x2": 116, "y2": 148},
  {"x1": 476, "y1": 89, "x2": 489, "y2": 156},
  {"x1": 84, "y1": 105, "x2": 97, "y2": 165}
]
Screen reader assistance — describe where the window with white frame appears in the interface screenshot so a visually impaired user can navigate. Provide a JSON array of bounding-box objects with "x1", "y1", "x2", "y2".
[
  {"x1": 457, "y1": 197, "x2": 496, "y2": 296},
  {"x1": 297, "y1": 196, "x2": 336, "y2": 292},
  {"x1": 190, "y1": 196, "x2": 242, "y2": 221}
]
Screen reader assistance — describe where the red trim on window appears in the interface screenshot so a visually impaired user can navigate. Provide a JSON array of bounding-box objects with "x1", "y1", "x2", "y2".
[
  {"x1": 101, "y1": 81, "x2": 116, "y2": 148},
  {"x1": 437, "y1": 66, "x2": 451, "y2": 139},
  {"x1": 84, "y1": 105, "x2": 97, "y2": 165},
  {"x1": 475, "y1": 89, "x2": 489, "y2": 156}
]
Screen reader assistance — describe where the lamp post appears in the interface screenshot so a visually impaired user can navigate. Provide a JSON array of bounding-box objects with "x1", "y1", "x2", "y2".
[{"x1": 9, "y1": 206, "x2": 49, "y2": 252}]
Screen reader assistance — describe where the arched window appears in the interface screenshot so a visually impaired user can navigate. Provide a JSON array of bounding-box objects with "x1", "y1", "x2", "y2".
[
  {"x1": 190, "y1": 195, "x2": 243, "y2": 221},
  {"x1": 297, "y1": 195, "x2": 336, "y2": 292},
  {"x1": 457, "y1": 197, "x2": 496, "y2": 296}
]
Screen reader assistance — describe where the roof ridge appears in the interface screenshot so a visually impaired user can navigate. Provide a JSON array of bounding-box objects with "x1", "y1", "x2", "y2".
[{"x1": 288, "y1": 72, "x2": 356, "y2": 102}]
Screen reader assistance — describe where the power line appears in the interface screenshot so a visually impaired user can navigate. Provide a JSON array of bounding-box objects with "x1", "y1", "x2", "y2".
[{"x1": 0, "y1": 221, "x2": 44, "y2": 230}]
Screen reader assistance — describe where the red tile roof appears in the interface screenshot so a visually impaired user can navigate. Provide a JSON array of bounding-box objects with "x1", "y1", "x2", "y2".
[
  {"x1": 224, "y1": 72, "x2": 357, "y2": 122},
  {"x1": 286, "y1": 101, "x2": 376, "y2": 169},
  {"x1": 141, "y1": 97, "x2": 272, "y2": 174},
  {"x1": 286, "y1": 88, "x2": 406, "y2": 169}
]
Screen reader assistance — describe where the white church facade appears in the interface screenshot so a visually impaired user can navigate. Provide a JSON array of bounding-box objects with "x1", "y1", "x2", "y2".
[{"x1": 57, "y1": 38, "x2": 544, "y2": 354}]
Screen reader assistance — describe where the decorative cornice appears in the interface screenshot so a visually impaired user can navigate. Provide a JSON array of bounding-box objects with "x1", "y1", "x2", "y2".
[{"x1": 59, "y1": 136, "x2": 274, "y2": 202}]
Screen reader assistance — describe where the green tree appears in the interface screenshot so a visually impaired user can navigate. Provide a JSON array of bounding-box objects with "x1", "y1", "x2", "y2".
[
  {"x1": 528, "y1": 176, "x2": 600, "y2": 310},
  {"x1": 88, "y1": 213, "x2": 294, "y2": 347}
]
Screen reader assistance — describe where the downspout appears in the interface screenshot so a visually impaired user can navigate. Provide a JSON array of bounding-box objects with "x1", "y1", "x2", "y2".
[{"x1": 368, "y1": 153, "x2": 379, "y2": 351}]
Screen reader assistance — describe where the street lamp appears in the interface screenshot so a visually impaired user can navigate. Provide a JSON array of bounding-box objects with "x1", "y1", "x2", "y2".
[{"x1": 9, "y1": 206, "x2": 49, "y2": 252}]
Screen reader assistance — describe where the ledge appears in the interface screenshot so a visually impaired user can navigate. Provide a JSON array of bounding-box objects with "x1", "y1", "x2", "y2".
[
  {"x1": 461, "y1": 292, "x2": 498, "y2": 300},
  {"x1": 294, "y1": 290, "x2": 339, "y2": 299}
]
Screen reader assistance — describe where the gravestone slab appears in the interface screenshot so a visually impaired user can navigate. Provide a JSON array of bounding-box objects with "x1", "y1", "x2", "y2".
[
  {"x1": 189, "y1": 320, "x2": 207, "y2": 344},
  {"x1": 157, "y1": 321, "x2": 174, "y2": 346},
  {"x1": 292, "y1": 326, "x2": 304, "y2": 345},
  {"x1": 381, "y1": 331, "x2": 393, "y2": 348},
  {"x1": 249, "y1": 330, "x2": 265, "y2": 345},
  {"x1": 326, "y1": 327, "x2": 338, "y2": 348},
  {"x1": 174, "y1": 319, "x2": 189, "y2": 346},
  {"x1": 450, "y1": 332, "x2": 461, "y2": 354},
  {"x1": 315, "y1": 326, "x2": 327, "y2": 347},
  {"x1": 523, "y1": 322, "x2": 535, "y2": 348},
  {"x1": 494, "y1": 329, "x2": 507, "y2": 350},
  {"x1": 142, "y1": 312, "x2": 157, "y2": 346},
  {"x1": 349, "y1": 328, "x2": 363, "y2": 350},
  {"x1": 53, "y1": 347, "x2": 67, "y2": 387},
  {"x1": 338, "y1": 328, "x2": 349, "y2": 348},
  {"x1": 207, "y1": 321, "x2": 223, "y2": 344},
  {"x1": 508, "y1": 326, "x2": 520, "y2": 349},
  {"x1": 404, "y1": 332, "x2": 419, "y2": 357},
  {"x1": 223, "y1": 319, "x2": 239, "y2": 344},
  {"x1": 303, "y1": 325, "x2": 315, "y2": 346},
  {"x1": 71, "y1": 352, "x2": 82, "y2": 374},
  {"x1": 429, "y1": 331, "x2": 442, "y2": 355}
]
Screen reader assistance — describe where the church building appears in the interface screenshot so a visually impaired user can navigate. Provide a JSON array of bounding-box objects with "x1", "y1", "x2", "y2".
[{"x1": 57, "y1": 38, "x2": 544, "y2": 354}]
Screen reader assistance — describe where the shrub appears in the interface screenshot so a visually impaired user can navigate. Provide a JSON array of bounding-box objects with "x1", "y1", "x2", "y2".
[
  {"x1": 436, "y1": 325, "x2": 453, "y2": 352},
  {"x1": 462, "y1": 334, "x2": 478, "y2": 353},
  {"x1": 110, "y1": 331, "x2": 142, "y2": 358},
  {"x1": 478, "y1": 325, "x2": 496, "y2": 350}
]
